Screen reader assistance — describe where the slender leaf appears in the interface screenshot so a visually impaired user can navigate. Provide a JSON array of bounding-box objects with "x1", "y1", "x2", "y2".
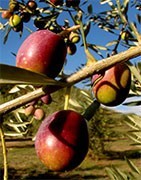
[
  {"x1": 136, "y1": 14, "x2": 141, "y2": 24},
  {"x1": 127, "y1": 134, "x2": 141, "y2": 144},
  {"x1": 127, "y1": 61, "x2": 141, "y2": 84},
  {"x1": 123, "y1": 100, "x2": 141, "y2": 106},
  {"x1": 87, "y1": 4, "x2": 93, "y2": 14},
  {"x1": 106, "y1": 40, "x2": 118, "y2": 47},
  {"x1": 0, "y1": 64, "x2": 66, "y2": 86}
]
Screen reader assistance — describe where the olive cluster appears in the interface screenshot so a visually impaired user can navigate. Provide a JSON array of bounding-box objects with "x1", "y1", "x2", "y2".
[
  {"x1": 66, "y1": 31, "x2": 80, "y2": 55},
  {"x1": 24, "y1": 94, "x2": 52, "y2": 120},
  {"x1": 1, "y1": 0, "x2": 38, "y2": 32}
]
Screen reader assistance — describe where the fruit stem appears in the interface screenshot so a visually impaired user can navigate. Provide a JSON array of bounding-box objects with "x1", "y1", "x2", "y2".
[
  {"x1": 83, "y1": 100, "x2": 100, "y2": 121},
  {"x1": 64, "y1": 86, "x2": 71, "y2": 110},
  {"x1": 0, "y1": 45, "x2": 141, "y2": 115},
  {"x1": 59, "y1": 25, "x2": 80, "y2": 38},
  {"x1": 0, "y1": 121, "x2": 8, "y2": 180}
]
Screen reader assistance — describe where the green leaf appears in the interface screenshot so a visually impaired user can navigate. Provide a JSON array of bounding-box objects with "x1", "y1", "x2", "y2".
[
  {"x1": 0, "y1": 64, "x2": 66, "y2": 86},
  {"x1": 136, "y1": 14, "x2": 141, "y2": 24},
  {"x1": 127, "y1": 61, "x2": 141, "y2": 84},
  {"x1": 87, "y1": 4, "x2": 93, "y2": 14},
  {"x1": 105, "y1": 167, "x2": 121, "y2": 180},
  {"x1": 123, "y1": 100, "x2": 141, "y2": 106},
  {"x1": 127, "y1": 114, "x2": 141, "y2": 129},
  {"x1": 3, "y1": 25, "x2": 12, "y2": 44},
  {"x1": 100, "y1": 0, "x2": 112, "y2": 5},
  {"x1": 127, "y1": 134, "x2": 141, "y2": 144},
  {"x1": 106, "y1": 40, "x2": 118, "y2": 47}
]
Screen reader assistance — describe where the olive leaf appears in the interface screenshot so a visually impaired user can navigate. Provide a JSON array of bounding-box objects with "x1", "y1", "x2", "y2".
[{"x1": 0, "y1": 64, "x2": 66, "y2": 86}]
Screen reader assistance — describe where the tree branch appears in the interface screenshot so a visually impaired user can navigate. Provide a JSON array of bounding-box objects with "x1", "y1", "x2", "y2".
[{"x1": 0, "y1": 45, "x2": 141, "y2": 115}]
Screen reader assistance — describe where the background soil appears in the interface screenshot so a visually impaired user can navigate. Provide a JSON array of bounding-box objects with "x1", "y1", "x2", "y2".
[{"x1": 0, "y1": 133, "x2": 141, "y2": 180}]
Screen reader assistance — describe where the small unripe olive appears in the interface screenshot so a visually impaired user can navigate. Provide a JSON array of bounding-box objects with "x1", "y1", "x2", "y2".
[
  {"x1": 121, "y1": 31, "x2": 129, "y2": 41},
  {"x1": 9, "y1": 14, "x2": 22, "y2": 27},
  {"x1": 69, "y1": 32, "x2": 80, "y2": 44}
]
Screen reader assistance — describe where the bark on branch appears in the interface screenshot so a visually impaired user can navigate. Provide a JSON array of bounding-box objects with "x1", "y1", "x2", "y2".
[{"x1": 0, "y1": 45, "x2": 141, "y2": 115}]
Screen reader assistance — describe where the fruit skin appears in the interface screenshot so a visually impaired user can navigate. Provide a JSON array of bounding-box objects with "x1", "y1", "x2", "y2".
[
  {"x1": 34, "y1": 108, "x2": 45, "y2": 120},
  {"x1": 69, "y1": 32, "x2": 80, "y2": 44},
  {"x1": 24, "y1": 105, "x2": 35, "y2": 116},
  {"x1": 92, "y1": 63, "x2": 131, "y2": 106},
  {"x1": 50, "y1": 0, "x2": 64, "y2": 6},
  {"x1": 16, "y1": 30, "x2": 67, "y2": 78},
  {"x1": 1, "y1": 10, "x2": 13, "y2": 19},
  {"x1": 41, "y1": 94, "x2": 52, "y2": 105},
  {"x1": 27, "y1": 0, "x2": 37, "y2": 10},
  {"x1": 9, "y1": 14, "x2": 22, "y2": 27},
  {"x1": 35, "y1": 110, "x2": 89, "y2": 171},
  {"x1": 67, "y1": 42, "x2": 77, "y2": 55}
]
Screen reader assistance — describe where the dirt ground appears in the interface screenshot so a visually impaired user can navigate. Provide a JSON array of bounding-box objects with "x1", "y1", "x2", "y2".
[{"x1": 0, "y1": 136, "x2": 141, "y2": 180}]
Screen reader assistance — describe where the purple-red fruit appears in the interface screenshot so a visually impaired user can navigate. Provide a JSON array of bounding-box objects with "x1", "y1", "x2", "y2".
[
  {"x1": 41, "y1": 94, "x2": 52, "y2": 105},
  {"x1": 35, "y1": 110, "x2": 89, "y2": 171},
  {"x1": 92, "y1": 63, "x2": 131, "y2": 106},
  {"x1": 1, "y1": 10, "x2": 13, "y2": 19},
  {"x1": 27, "y1": 0, "x2": 37, "y2": 10},
  {"x1": 24, "y1": 105, "x2": 35, "y2": 116},
  {"x1": 50, "y1": 0, "x2": 63, "y2": 6},
  {"x1": 34, "y1": 108, "x2": 45, "y2": 120},
  {"x1": 16, "y1": 30, "x2": 67, "y2": 78}
]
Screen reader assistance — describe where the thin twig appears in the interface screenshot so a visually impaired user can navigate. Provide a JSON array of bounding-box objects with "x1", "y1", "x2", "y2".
[
  {"x1": 0, "y1": 45, "x2": 141, "y2": 115},
  {"x1": 0, "y1": 122, "x2": 8, "y2": 180}
]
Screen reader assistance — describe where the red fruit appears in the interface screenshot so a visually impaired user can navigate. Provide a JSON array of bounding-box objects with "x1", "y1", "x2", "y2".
[
  {"x1": 24, "y1": 105, "x2": 35, "y2": 116},
  {"x1": 35, "y1": 110, "x2": 89, "y2": 171},
  {"x1": 1, "y1": 10, "x2": 13, "y2": 19},
  {"x1": 16, "y1": 30, "x2": 67, "y2": 78},
  {"x1": 40, "y1": 94, "x2": 52, "y2": 105},
  {"x1": 50, "y1": 0, "x2": 63, "y2": 6},
  {"x1": 27, "y1": 0, "x2": 37, "y2": 10},
  {"x1": 92, "y1": 63, "x2": 131, "y2": 106},
  {"x1": 34, "y1": 108, "x2": 45, "y2": 120}
]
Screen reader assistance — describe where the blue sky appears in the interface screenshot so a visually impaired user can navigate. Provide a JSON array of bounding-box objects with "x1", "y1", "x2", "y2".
[{"x1": 0, "y1": 0, "x2": 141, "y2": 115}]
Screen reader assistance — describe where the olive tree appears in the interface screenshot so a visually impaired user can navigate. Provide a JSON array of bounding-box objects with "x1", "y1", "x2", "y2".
[{"x1": 0, "y1": 0, "x2": 141, "y2": 179}]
